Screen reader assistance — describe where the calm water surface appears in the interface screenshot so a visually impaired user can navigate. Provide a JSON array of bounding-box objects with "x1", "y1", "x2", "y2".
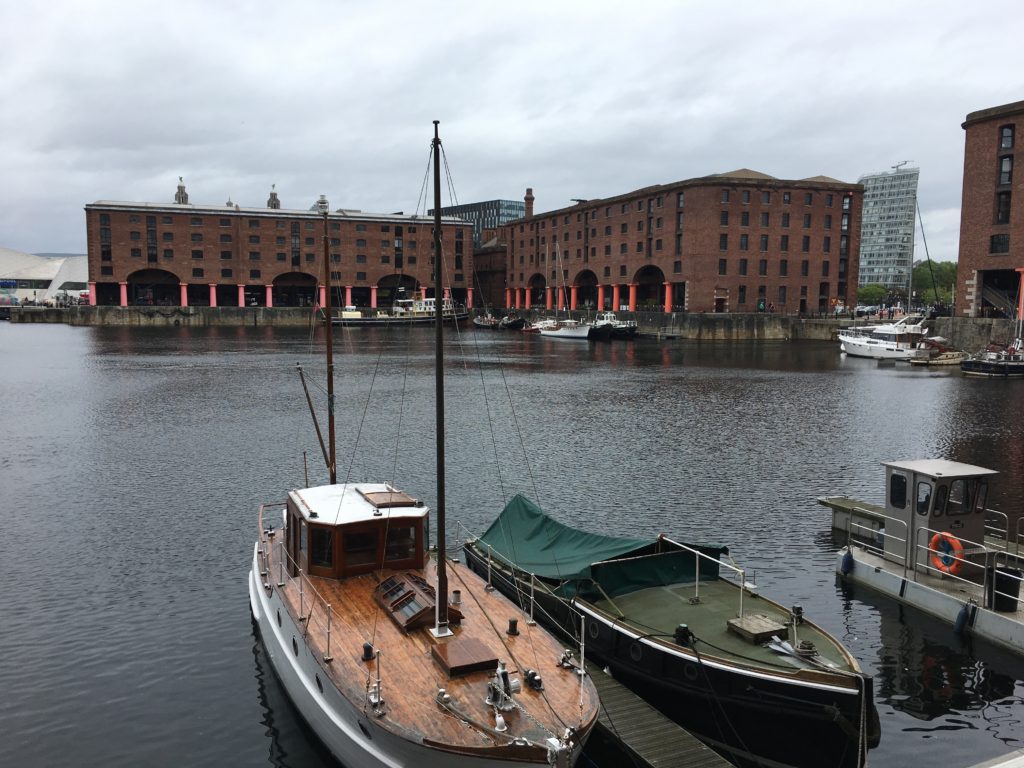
[{"x1": 1, "y1": 323, "x2": 1022, "y2": 768}]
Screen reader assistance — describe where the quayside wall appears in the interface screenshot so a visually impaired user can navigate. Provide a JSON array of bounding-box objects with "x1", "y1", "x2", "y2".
[{"x1": 5, "y1": 306, "x2": 1016, "y2": 348}]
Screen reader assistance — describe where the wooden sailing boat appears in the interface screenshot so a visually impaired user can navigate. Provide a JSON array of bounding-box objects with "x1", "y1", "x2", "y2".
[{"x1": 249, "y1": 122, "x2": 600, "y2": 768}]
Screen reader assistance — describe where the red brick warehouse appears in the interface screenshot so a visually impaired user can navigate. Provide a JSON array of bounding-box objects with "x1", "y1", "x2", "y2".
[{"x1": 502, "y1": 170, "x2": 863, "y2": 315}]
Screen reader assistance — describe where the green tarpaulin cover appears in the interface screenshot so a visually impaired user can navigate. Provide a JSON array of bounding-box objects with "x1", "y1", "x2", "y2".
[{"x1": 475, "y1": 495, "x2": 728, "y2": 597}]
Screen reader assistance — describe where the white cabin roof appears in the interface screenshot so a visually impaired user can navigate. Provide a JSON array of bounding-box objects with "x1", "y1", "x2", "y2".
[
  {"x1": 290, "y1": 482, "x2": 430, "y2": 526},
  {"x1": 882, "y1": 459, "x2": 998, "y2": 479}
]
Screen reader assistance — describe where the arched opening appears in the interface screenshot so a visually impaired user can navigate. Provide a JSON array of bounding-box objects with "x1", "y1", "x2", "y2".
[
  {"x1": 377, "y1": 274, "x2": 420, "y2": 307},
  {"x1": 527, "y1": 273, "x2": 547, "y2": 308},
  {"x1": 575, "y1": 270, "x2": 599, "y2": 311},
  {"x1": 127, "y1": 269, "x2": 180, "y2": 306},
  {"x1": 272, "y1": 272, "x2": 318, "y2": 307},
  {"x1": 634, "y1": 265, "x2": 667, "y2": 310}
]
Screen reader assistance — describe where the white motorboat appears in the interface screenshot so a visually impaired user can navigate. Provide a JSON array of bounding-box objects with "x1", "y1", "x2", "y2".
[
  {"x1": 250, "y1": 123, "x2": 599, "y2": 768},
  {"x1": 838, "y1": 315, "x2": 928, "y2": 360},
  {"x1": 538, "y1": 318, "x2": 592, "y2": 339}
]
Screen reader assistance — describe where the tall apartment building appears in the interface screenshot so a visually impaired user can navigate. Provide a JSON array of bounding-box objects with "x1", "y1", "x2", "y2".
[
  {"x1": 434, "y1": 199, "x2": 525, "y2": 248},
  {"x1": 856, "y1": 166, "x2": 919, "y2": 294},
  {"x1": 501, "y1": 170, "x2": 862, "y2": 315},
  {"x1": 957, "y1": 100, "x2": 1024, "y2": 318},
  {"x1": 84, "y1": 180, "x2": 473, "y2": 308}
]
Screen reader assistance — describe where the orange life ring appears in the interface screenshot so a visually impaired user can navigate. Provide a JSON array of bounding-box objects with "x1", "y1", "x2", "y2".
[{"x1": 929, "y1": 532, "x2": 964, "y2": 575}]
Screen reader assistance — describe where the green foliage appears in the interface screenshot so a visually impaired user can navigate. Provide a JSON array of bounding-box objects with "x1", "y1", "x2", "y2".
[
  {"x1": 857, "y1": 284, "x2": 887, "y2": 304},
  {"x1": 911, "y1": 261, "x2": 957, "y2": 304}
]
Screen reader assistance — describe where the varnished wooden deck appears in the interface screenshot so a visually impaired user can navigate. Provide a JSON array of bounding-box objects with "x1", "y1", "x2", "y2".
[{"x1": 262, "y1": 533, "x2": 600, "y2": 757}]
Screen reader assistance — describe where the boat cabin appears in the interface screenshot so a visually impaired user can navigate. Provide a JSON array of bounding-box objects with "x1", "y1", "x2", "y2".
[
  {"x1": 879, "y1": 459, "x2": 998, "y2": 568},
  {"x1": 284, "y1": 483, "x2": 428, "y2": 580}
]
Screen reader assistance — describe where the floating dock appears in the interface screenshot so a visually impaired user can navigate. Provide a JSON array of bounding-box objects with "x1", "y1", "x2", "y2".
[{"x1": 584, "y1": 662, "x2": 732, "y2": 768}]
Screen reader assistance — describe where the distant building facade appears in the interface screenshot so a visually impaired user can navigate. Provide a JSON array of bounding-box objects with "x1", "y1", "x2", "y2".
[
  {"x1": 856, "y1": 166, "x2": 919, "y2": 295},
  {"x1": 84, "y1": 180, "x2": 474, "y2": 308},
  {"x1": 958, "y1": 100, "x2": 1024, "y2": 318},
  {"x1": 501, "y1": 171, "x2": 862, "y2": 315},
  {"x1": 434, "y1": 199, "x2": 525, "y2": 248}
]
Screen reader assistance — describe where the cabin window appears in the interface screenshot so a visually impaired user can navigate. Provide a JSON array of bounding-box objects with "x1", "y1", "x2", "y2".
[
  {"x1": 299, "y1": 521, "x2": 307, "y2": 552},
  {"x1": 975, "y1": 481, "x2": 988, "y2": 513},
  {"x1": 310, "y1": 527, "x2": 334, "y2": 568},
  {"x1": 344, "y1": 531, "x2": 377, "y2": 566},
  {"x1": 385, "y1": 525, "x2": 416, "y2": 562},
  {"x1": 944, "y1": 479, "x2": 973, "y2": 516},
  {"x1": 889, "y1": 473, "x2": 907, "y2": 509},
  {"x1": 915, "y1": 481, "x2": 932, "y2": 515},
  {"x1": 932, "y1": 485, "x2": 948, "y2": 517}
]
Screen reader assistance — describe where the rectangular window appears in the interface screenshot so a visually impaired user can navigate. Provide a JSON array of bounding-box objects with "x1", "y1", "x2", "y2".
[
  {"x1": 741, "y1": 190, "x2": 751, "y2": 203},
  {"x1": 248, "y1": 235, "x2": 260, "y2": 244},
  {"x1": 720, "y1": 211, "x2": 729, "y2": 225},
  {"x1": 191, "y1": 249, "x2": 203, "y2": 260},
  {"x1": 248, "y1": 251, "x2": 260, "y2": 260},
  {"x1": 1001, "y1": 125, "x2": 1015, "y2": 149},
  {"x1": 1000, "y1": 156, "x2": 1013, "y2": 185},
  {"x1": 780, "y1": 234, "x2": 789, "y2": 251},
  {"x1": 996, "y1": 192, "x2": 1012, "y2": 224},
  {"x1": 220, "y1": 250, "x2": 232, "y2": 260},
  {"x1": 721, "y1": 189, "x2": 730, "y2": 203},
  {"x1": 760, "y1": 212, "x2": 769, "y2": 226},
  {"x1": 130, "y1": 247, "x2": 141, "y2": 258},
  {"x1": 220, "y1": 234, "x2": 232, "y2": 243},
  {"x1": 718, "y1": 258, "x2": 727, "y2": 275},
  {"x1": 758, "y1": 259, "x2": 767, "y2": 276},
  {"x1": 719, "y1": 234, "x2": 728, "y2": 250},
  {"x1": 782, "y1": 213, "x2": 790, "y2": 228},
  {"x1": 655, "y1": 238, "x2": 663, "y2": 251},
  {"x1": 823, "y1": 236, "x2": 831, "y2": 252},
  {"x1": 801, "y1": 260, "x2": 809, "y2": 276},
  {"x1": 824, "y1": 214, "x2": 832, "y2": 229},
  {"x1": 759, "y1": 234, "x2": 768, "y2": 251},
  {"x1": 990, "y1": 234, "x2": 1010, "y2": 253},
  {"x1": 221, "y1": 268, "x2": 232, "y2": 278},
  {"x1": 739, "y1": 258, "x2": 748, "y2": 275},
  {"x1": 162, "y1": 248, "x2": 173, "y2": 259},
  {"x1": 191, "y1": 232, "x2": 203, "y2": 242},
  {"x1": 741, "y1": 211, "x2": 750, "y2": 226},
  {"x1": 803, "y1": 192, "x2": 813, "y2": 205},
  {"x1": 738, "y1": 285, "x2": 746, "y2": 304},
  {"x1": 761, "y1": 191, "x2": 771, "y2": 204},
  {"x1": 801, "y1": 235, "x2": 810, "y2": 252},
  {"x1": 778, "y1": 286, "x2": 787, "y2": 305},
  {"x1": 739, "y1": 234, "x2": 748, "y2": 250},
  {"x1": 779, "y1": 259, "x2": 788, "y2": 276},
  {"x1": 220, "y1": 218, "x2": 231, "y2": 227},
  {"x1": 162, "y1": 232, "x2": 173, "y2": 242},
  {"x1": 191, "y1": 267, "x2": 204, "y2": 277},
  {"x1": 821, "y1": 261, "x2": 830, "y2": 277},
  {"x1": 803, "y1": 213, "x2": 812, "y2": 228}
]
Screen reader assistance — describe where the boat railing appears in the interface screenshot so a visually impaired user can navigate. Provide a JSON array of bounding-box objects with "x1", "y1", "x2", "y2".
[
  {"x1": 912, "y1": 525, "x2": 1021, "y2": 610},
  {"x1": 257, "y1": 503, "x2": 355, "y2": 671},
  {"x1": 984, "y1": 509, "x2": 1011, "y2": 549},
  {"x1": 658, "y1": 535, "x2": 751, "y2": 619},
  {"x1": 843, "y1": 507, "x2": 910, "y2": 577}
]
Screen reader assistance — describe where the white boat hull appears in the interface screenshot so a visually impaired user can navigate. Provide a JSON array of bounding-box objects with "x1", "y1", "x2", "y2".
[
  {"x1": 249, "y1": 548, "x2": 562, "y2": 768},
  {"x1": 539, "y1": 325, "x2": 591, "y2": 339},
  {"x1": 838, "y1": 335, "x2": 918, "y2": 360}
]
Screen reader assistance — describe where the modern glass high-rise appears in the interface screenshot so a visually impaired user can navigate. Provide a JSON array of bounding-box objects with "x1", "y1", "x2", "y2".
[
  {"x1": 856, "y1": 166, "x2": 919, "y2": 295},
  {"x1": 433, "y1": 199, "x2": 525, "y2": 248}
]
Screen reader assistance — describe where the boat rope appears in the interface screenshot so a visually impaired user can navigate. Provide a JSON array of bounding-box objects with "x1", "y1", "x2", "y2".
[{"x1": 445, "y1": 560, "x2": 578, "y2": 733}]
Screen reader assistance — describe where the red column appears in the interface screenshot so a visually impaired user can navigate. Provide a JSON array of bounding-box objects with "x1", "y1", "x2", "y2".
[
  {"x1": 505, "y1": 288, "x2": 512, "y2": 309},
  {"x1": 345, "y1": 285, "x2": 353, "y2": 307},
  {"x1": 88, "y1": 281, "x2": 97, "y2": 306},
  {"x1": 628, "y1": 283, "x2": 638, "y2": 312},
  {"x1": 570, "y1": 285, "x2": 578, "y2": 311},
  {"x1": 371, "y1": 285, "x2": 378, "y2": 309},
  {"x1": 467, "y1": 287, "x2": 474, "y2": 307},
  {"x1": 597, "y1": 284, "x2": 605, "y2": 311},
  {"x1": 265, "y1": 284, "x2": 273, "y2": 307},
  {"x1": 209, "y1": 284, "x2": 217, "y2": 307},
  {"x1": 119, "y1": 282, "x2": 128, "y2": 307},
  {"x1": 663, "y1": 282, "x2": 672, "y2": 313},
  {"x1": 180, "y1": 283, "x2": 188, "y2": 307},
  {"x1": 318, "y1": 285, "x2": 326, "y2": 307},
  {"x1": 557, "y1": 287, "x2": 565, "y2": 311},
  {"x1": 237, "y1": 284, "x2": 245, "y2": 307},
  {"x1": 612, "y1": 284, "x2": 621, "y2": 311}
]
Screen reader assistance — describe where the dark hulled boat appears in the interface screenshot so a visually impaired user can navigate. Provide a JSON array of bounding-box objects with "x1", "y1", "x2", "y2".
[{"x1": 463, "y1": 495, "x2": 880, "y2": 768}]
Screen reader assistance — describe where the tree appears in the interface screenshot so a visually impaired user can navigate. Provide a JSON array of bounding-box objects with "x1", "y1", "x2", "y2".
[
  {"x1": 911, "y1": 261, "x2": 957, "y2": 306},
  {"x1": 857, "y1": 284, "x2": 887, "y2": 305}
]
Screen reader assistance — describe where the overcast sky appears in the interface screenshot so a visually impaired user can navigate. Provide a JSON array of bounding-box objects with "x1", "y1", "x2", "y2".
[{"x1": 2, "y1": 1, "x2": 1023, "y2": 263}]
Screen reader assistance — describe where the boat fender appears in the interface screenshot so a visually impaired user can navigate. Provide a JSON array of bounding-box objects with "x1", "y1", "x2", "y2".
[
  {"x1": 929, "y1": 532, "x2": 964, "y2": 576},
  {"x1": 954, "y1": 602, "x2": 970, "y2": 636},
  {"x1": 841, "y1": 549, "x2": 855, "y2": 576}
]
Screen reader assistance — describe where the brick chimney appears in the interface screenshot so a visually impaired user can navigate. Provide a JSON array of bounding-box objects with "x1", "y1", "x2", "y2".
[{"x1": 524, "y1": 187, "x2": 535, "y2": 218}]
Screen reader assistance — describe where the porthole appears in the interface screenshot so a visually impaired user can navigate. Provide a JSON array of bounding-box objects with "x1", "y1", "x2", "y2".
[
  {"x1": 276, "y1": 609, "x2": 281, "y2": 628},
  {"x1": 683, "y1": 662, "x2": 699, "y2": 682},
  {"x1": 587, "y1": 621, "x2": 600, "y2": 640},
  {"x1": 629, "y1": 642, "x2": 643, "y2": 662},
  {"x1": 315, "y1": 674, "x2": 323, "y2": 693},
  {"x1": 292, "y1": 637, "x2": 299, "y2": 656}
]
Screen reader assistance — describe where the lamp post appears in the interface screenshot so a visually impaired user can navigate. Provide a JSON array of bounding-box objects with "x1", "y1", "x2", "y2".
[{"x1": 317, "y1": 194, "x2": 336, "y2": 484}]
